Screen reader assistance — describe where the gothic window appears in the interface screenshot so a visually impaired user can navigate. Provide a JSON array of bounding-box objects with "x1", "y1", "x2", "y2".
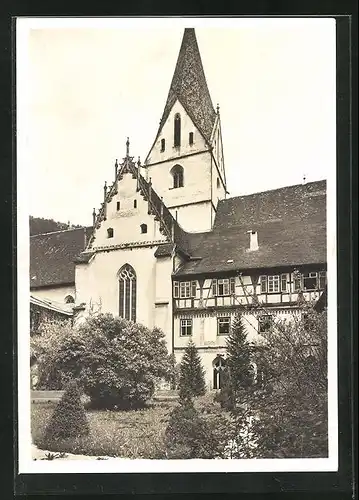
[
  {"x1": 171, "y1": 164, "x2": 184, "y2": 188},
  {"x1": 189, "y1": 132, "x2": 194, "y2": 145},
  {"x1": 134, "y1": 199, "x2": 137, "y2": 209},
  {"x1": 174, "y1": 113, "x2": 181, "y2": 147},
  {"x1": 64, "y1": 295, "x2": 75, "y2": 304},
  {"x1": 140, "y1": 223, "x2": 147, "y2": 234},
  {"x1": 160, "y1": 138, "x2": 166, "y2": 152},
  {"x1": 213, "y1": 355, "x2": 226, "y2": 389},
  {"x1": 118, "y1": 264, "x2": 136, "y2": 322},
  {"x1": 217, "y1": 317, "x2": 231, "y2": 336},
  {"x1": 180, "y1": 318, "x2": 192, "y2": 336},
  {"x1": 107, "y1": 228, "x2": 114, "y2": 238}
]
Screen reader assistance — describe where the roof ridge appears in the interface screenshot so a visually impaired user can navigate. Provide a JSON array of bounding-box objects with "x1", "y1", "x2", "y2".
[{"x1": 223, "y1": 179, "x2": 327, "y2": 203}]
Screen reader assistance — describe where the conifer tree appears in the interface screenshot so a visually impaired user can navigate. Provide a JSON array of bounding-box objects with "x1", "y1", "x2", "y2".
[
  {"x1": 225, "y1": 314, "x2": 254, "y2": 404},
  {"x1": 178, "y1": 340, "x2": 206, "y2": 400},
  {"x1": 43, "y1": 380, "x2": 89, "y2": 444}
]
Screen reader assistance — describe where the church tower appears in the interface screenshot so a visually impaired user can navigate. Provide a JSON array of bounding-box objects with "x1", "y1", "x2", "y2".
[{"x1": 144, "y1": 28, "x2": 227, "y2": 232}]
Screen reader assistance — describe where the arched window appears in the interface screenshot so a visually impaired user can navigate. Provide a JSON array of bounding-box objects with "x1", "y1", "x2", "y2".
[
  {"x1": 64, "y1": 295, "x2": 75, "y2": 304},
  {"x1": 140, "y1": 223, "x2": 147, "y2": 234},
  {"x1": 213, "y1": 355, "x2": 226, "y2": 389},
  {"x1": 118, "y1": 264, "x2": 136, "y2": 322},
  {"x1": 107, "y1": 228, "x2": 114, "y2": 238},
  {"x1": 189, "y1": 132, "x2": 194, "y2": 145},
  {"x1": 171, "y1": 164, "x2": 184, "y2": 189},
  {"x1": 160, "y1": 138, "x2": 166, "y2": 152},
  {"x1": 174, "y1": 113, "x2": 181, "y2": 147}
]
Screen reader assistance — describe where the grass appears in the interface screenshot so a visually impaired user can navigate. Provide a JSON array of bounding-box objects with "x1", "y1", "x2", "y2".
[{"x1": 32, "y1": 400, "x2": 177, "y2": 459}]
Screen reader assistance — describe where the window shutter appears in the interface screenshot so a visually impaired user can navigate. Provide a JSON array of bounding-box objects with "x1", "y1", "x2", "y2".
[
  {"x1": 212, "y1": 279, "x2": 217, "y2": 296},
  {"x1": 173, "y1": 281, "x2": 179, "y2": 298},
  {"x1": 281, "y1": 274, "x2": 287, "y2": 292},
  {"x1": 230, "y1": 277, "x2": 236, "y2": 294},
  {"x1": 191, "y1": 281, "x2": 197, "y2": 297},
  {"x1": 260, "y1": 276, "x2": 267, "y2": 293}
]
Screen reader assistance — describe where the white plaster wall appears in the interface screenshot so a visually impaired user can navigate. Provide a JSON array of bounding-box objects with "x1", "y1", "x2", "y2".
[
  {"x1": 31, "y1": 285, "x2": 75, "y2": 304},
  {"x1": 94, "y1": 173, "x2": 167, "y2": 248},
  {"x1": 169, "y1": 201, "x2": 213, "y2": 232},
  {"x1": 146, "y1": 99, "x2": 209, "y2": 165},
  {"x1": 75, "y1": 248, "x2": 174, "y2": 351}
]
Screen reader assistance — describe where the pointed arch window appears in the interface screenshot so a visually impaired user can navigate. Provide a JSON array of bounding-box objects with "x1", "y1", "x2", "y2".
[
  {"x1": 118, "y1": 264, "x2": 136, "y2": 322},
  {"x1": 213, "y1": 355, "x2": 226, "y2": 389},
  {"x1": 174, "y1": 113, "x2": 181, "y2": 147},
  {"x1": 171, "y1": 164, "x2": 184, "y2": 189}
]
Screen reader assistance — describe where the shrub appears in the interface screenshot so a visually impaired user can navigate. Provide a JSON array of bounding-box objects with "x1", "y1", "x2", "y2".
[
  {"x1": 178, "y1": 340, "x2": 206, "y2": 400},
  {"x1": 41, "y1": 380, "x2": 89, "y2": 446},
  {"x1": 38, "y1": 313, "x2": 173, "y2": 410}
]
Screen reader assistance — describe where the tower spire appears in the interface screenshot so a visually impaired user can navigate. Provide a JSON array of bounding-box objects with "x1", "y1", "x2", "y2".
[
  {"x1": 157, "y1": 28, "x2": 216, "y2": 142},
  {"x1": 126, "y1": 137, "x2": 130, "y2": 157}
]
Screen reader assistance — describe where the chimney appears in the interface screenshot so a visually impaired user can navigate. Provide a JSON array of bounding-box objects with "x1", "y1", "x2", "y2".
[{"x1": 247, "y1": 230, "x2": 259, "y2": 251}]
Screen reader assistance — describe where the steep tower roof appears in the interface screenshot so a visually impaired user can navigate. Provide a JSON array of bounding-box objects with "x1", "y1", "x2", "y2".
[{"x1": 157, "y1": 28, "x2": 217, "y2": 142}]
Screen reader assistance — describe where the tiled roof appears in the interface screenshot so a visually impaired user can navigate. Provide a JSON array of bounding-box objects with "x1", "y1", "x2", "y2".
[
  {"x1": 30, "y1": 227, "x2": 92, "y2": 288},
  {"x1": 156, "y1": 28, "x2": 217, "y2": 142},
  {"x1": 30, "y1": 295, "x2": 74, "y2": 316},
  {"x1": 154, "y1": 243, "x2": 175, "y2": 257},
  {"x1": 174, "y1": 180, "x2": 327, "y2": 276}
]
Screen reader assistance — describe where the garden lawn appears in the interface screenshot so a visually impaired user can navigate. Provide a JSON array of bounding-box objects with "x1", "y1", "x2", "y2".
[{"x1": 31, "y1": 401, "x2": 176, "y2": 459}]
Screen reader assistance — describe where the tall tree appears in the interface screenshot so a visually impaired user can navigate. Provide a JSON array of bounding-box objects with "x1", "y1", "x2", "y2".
[
  {"x1": 225, "y1": 313, "x2": 254, "y2": 404},
  {"x1": 178, "y1": 340, "x2": 206, "y2": 400}
]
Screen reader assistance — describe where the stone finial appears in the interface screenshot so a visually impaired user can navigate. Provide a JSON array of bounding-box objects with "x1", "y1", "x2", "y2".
[
  {"x1": 216, "y1": 103, "x2": 220, "y2": 114},
  {"x1": 303, "y1": 173, "x2": 306, "y2": 184},
  {"x1": 115, "y1": 159, "x2": 118, "y2": 178},
  {"x1": 92, "y1": 208, "x2": 96, "y2": 227},
  {"x1": 137, "y1": 156, "x2": 141, "y2": 167},
  {"x1": 126, "y1": 137, "x2": 130, "y2": 157}
]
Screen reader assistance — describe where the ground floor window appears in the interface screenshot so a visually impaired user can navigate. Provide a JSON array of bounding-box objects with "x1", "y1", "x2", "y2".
[
  {"x1": 180, "y1": 318, "x2": 192, "y2": 336},
  {"x1": 258, "y1": 314, "x2": 273, "y2": 334},
  {"x1": 217, "y1": 316, "x2": 231, "y2": 335},
  {"x1": 213, "y1": 355, "x2": 226, "y2": 389}
]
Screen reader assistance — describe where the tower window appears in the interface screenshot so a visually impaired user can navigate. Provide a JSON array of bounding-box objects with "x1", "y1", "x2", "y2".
[
  {"x1": 140, "y1": 223, "x2": 147, "y2": 234},
  {"x1": 174, "y1": 113, "x2": 181, "y2": 147},
  {"x1": 118, "y1": 264, "x2": 136, "y2": 322},
  {"x1": 171, "y1": 164, "x2": 184, "y2": 189},
  {"x1": 134, "y1": 199, "x2": 137, "y2": 209},
  {"x1": 160, "y1": 138, "x2": 165, "y2": 152},
  {"x1": 189, "y1": 132, "x2": 194, "y2": 145},
  {"x1": 107, "y1": 228, "x2": 114, "y2": 238},
  {"x1": 117, "y1": 201, "x2": 120, "y2": 211}
]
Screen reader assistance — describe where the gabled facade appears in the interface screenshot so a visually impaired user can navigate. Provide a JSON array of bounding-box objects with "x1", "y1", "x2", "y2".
[{"x1": 29, "y1": 28, "x2": 327, "y2": 389}]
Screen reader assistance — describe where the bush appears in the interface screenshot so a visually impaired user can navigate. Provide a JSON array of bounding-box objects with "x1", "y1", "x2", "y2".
[
  {"x1": 178, "y1": 340, "x2": 206, "y2": 400},
  {"x1": 37, "y1": 314, "x2": 173, "y2": 410},
  {"x1": 41, "y1": 380, "x2": 89, "y2": 446}
]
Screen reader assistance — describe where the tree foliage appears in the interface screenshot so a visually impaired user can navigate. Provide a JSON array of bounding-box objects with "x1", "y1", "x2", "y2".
[
  {"x1": 42, "y1": 380, "x2": 89, "y2": 446},
  {"x1": 178, "y1": 340, "x2": 206, "y2": 400},
  {"x1": 240, "y1": 307, "x2": 328, "y2": 458},
  {"x1": 32, "y1": 314, "x2": 173, "y2": 409},
  {"x1": 29, "y1": 216, "x2": 82, "y2": 235}
]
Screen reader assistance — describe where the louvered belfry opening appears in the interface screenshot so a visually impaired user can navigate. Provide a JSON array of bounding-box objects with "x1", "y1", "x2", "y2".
[{"x1": 118, "y1": 264, "x2": 137, "y2": 322}]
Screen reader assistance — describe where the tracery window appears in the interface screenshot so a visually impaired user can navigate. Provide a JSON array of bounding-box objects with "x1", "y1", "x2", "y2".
[
  {"x1": 118, "y1": 264, "x2": 137, "y2": 322},
  {"x1": 171, "y1": 164, "x2": 184, "y2": 188},
  {"x1": 213, "y1": 355, "x2": 226, "y2": 389}
]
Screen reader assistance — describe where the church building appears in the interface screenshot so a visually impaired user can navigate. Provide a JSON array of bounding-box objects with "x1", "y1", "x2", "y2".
[{"x1": 30, "y1": 28, "x2": 327, "y2": 389}]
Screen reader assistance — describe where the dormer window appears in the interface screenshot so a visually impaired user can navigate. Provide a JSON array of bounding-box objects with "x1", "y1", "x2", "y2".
[
  {"x1": 189, "y1": 132, "x2": 194, "y2": 145},
  {"x1": 171, "y1": 164, "x2": 184, "y2": 189},
  {"x1": 174, "y1": 113, "x2": 181, "y2": 147},
  {"x1": 160, "y1": 138, "x2": 165, "y2": 152},
  {"x1": 107, "y1": 228, "x2": 114, "y2": 238},
  {"x1": 140, "y1": 223, "x2": 147, "y2": 234},
  {"x1": 134, "y1": 199, "x2": 137, "y2": 209}
]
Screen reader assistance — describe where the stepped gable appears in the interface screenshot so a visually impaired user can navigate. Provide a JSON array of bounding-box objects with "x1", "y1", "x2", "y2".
[
  {"x1": 30, "y1": 227, "x2": 92, "y2": 288},
  {"x1": 174, "y1": 180, "x2": 327, "y2": 276},
  {"x1": 156, "y1": 28, "x2": 217, "y2": 143}
]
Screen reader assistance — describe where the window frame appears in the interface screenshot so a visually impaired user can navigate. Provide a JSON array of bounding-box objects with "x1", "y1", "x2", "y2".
[
  {"x1": 180, "y1": 318, "x2": 192, "y2": 336},
  {"x1": 258, "y1": 314, "x2": 273, "y2": 334},
  {"x1": 174, "y1": 280, "x2": 197, "y2": 299},
  {"x1": 212, "y1": 277, "x2": 235, "y2": 297},
  {"x1": 174, "y1": 113, "x2": 181, "y2": 147},
  {"x1": 189, "y1": 132, "x2": 194, "y2": 145},
  {"x1": 217, "y1": 316, "x2": 231, "y2": 336},
  {"x1": 140, "y1": 223, "x2": 147, "y2": 234},
  {"x1": 107, "y1": 228, "x2": 114, "y2": 238},
  {"x1": 160, "y1": 138, "x2": 166, "y2": 152}
]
